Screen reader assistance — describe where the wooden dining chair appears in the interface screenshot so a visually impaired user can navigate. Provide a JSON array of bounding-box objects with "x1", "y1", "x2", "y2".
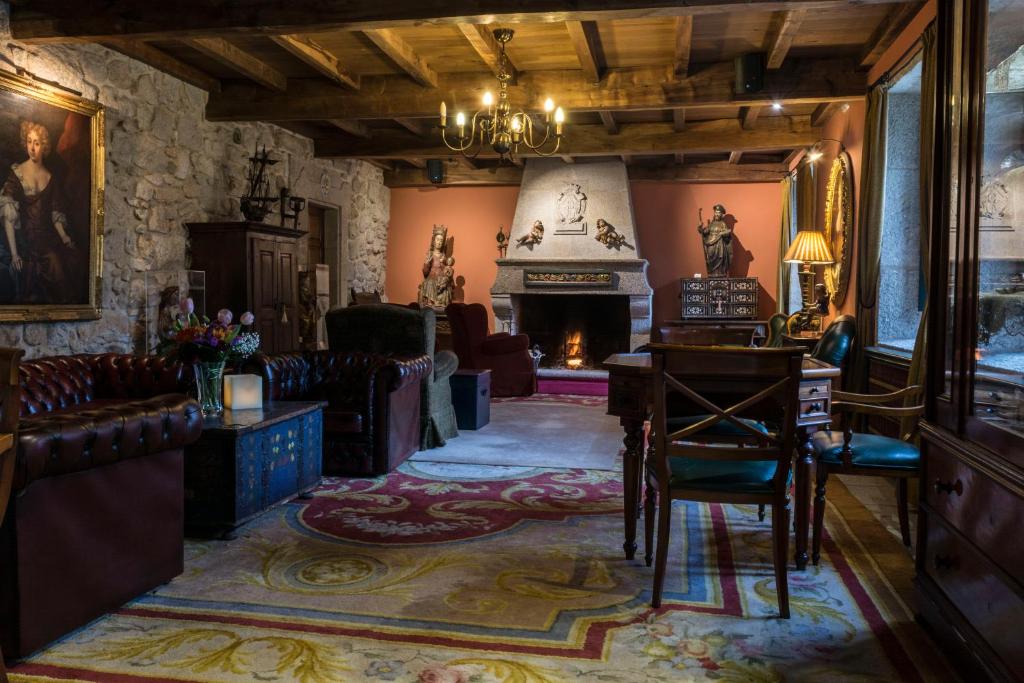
[
  {"x1": 0, "y1": 348, "x2": 23, "y2": 680},
  {"x1": 645, "y1": 344, "x2": 804, "y2": 617},
  {"x1": 810, "y1": 385, "x2": 924, "y2": 565}
]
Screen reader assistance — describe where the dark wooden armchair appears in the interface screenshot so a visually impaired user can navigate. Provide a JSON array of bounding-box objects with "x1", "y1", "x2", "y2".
[
  {"x1": 646, "y1": 344, "x2": 804, "y2": 617},
  {"x1": 810, "y1": 385, "x2": 924, "y2": 565}
]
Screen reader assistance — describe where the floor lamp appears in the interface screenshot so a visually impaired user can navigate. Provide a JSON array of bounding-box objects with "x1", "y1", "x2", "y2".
[{"x1": 783, "y1": 229, "x2": 834, "y2": 332}]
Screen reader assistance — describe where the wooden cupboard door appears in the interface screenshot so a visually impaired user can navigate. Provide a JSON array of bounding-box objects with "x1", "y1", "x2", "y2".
[
  {"x1": 275, "y1": 240, "x2": 300, "y2": 353},
  {"x1": 251, "y1": 237, "x2": 279, "y2": 354}
]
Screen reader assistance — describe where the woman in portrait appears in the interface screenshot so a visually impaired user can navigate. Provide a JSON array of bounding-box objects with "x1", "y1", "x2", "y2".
[
  {"x1": 0, "y1": 120, "x2": 77, "y2": 304},
  {"x1": 417, "y1": 225, "x2": 455, "y2": 308}
]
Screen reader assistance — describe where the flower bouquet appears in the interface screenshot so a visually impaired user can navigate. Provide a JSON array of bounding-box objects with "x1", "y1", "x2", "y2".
[{"x1": 158, "y1": 298, "x2": 259, "y2": 415}]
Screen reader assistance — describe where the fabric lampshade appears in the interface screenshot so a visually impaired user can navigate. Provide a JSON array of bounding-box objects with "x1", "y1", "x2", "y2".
[{"x1": 783, "y1": 229, "x2": 834, "y2": 264}]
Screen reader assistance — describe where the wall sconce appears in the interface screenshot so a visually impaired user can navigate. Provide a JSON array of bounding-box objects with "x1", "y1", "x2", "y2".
[
  {"x1": 805, "y1": 138, "x2": 845, "y2": 164},
  {"x1": 280, "y1": 187, "x2": 306, "y2": 231}
]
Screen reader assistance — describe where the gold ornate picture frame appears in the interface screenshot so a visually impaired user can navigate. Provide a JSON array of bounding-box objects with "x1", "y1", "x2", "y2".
[
  {"x1": 823, "y1": 150, "x2": 854, "y2": 307},
  {"x1": 0, "y1": 70, "x2": 104, "y2": 322}
]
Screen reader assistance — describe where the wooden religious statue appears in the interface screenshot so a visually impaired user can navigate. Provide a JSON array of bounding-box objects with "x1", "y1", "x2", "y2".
[
  {"x1": 697, "y1": 204, "x2": 733, "y2": 277},
  {"x1": 417, "y1": 225, "x2": 455, "y2": 308}
]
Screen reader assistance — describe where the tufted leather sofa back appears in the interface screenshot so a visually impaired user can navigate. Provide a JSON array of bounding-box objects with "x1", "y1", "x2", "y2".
[{"x1": 19, "y1": 354, "x2": 191, "y2": 417}]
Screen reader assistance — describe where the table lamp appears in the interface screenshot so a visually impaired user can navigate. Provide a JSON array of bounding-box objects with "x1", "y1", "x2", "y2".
[{"x1": 783, "y1": 229, "x2": 834, "y2": 331}]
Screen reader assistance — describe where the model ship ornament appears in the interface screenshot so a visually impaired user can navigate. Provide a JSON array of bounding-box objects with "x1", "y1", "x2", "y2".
[{"x1": 240, "y1": 144, "x2": 280, "y2": 222}]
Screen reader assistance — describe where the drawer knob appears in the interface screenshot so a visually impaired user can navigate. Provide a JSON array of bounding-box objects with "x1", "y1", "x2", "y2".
[
  {"x1": 808, "y1": 386, "x2": 819, "y2": 395},
  {"x1": 933, "y1": 478, "x2": 964, "y2": 496},
  {"x1": 933, "y1": 554, "x2": 958, "y2": 571},
  {"x1": 805, "y1": 402, "x2": 822, "y2": 414}
]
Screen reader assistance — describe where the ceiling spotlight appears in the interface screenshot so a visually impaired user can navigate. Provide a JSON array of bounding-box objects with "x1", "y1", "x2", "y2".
[
  {"x1": 840, "y1": 102, "x2": 850, "y2": 112},
  {"x1": 771, "y1": 102, "x2": 783, "y2": 111}
]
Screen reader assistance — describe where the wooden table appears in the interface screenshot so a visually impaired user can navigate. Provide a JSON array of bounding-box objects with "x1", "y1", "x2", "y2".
[{"x1": 603, "y1": 352, "x2": 840, "y2": 570}]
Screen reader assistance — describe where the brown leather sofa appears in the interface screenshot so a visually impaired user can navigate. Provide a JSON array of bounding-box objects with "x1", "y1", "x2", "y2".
[
  {"x1": 248, "y1": 350, "x2": 431, "y2": 476},
  {"x1": 0, "y1": 353, "x2": 203, "y2": 661}
]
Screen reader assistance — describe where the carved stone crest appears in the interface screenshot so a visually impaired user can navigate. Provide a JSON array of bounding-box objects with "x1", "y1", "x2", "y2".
[{"x1": 556, "y1": 182, "x2": 587, "y2": 226}]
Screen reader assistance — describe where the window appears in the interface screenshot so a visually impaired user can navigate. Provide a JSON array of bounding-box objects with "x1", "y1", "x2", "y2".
[
  {"x1": 973, "y1": 22, "x2": 1024, "y2": 436},
  {"x1": 876, "y1": 59, "x2": 924, "y2": 352}
]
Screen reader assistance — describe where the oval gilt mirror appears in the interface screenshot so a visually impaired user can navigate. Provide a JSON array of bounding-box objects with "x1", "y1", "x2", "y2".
[{"x1": 823, "y1": 151, "x2": 854, "y2": 307}]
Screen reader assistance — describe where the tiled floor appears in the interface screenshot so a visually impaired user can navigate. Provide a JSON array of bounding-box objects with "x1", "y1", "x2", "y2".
[{"x1": 838, "y1": 474, "x2": 917, "y2": 557}]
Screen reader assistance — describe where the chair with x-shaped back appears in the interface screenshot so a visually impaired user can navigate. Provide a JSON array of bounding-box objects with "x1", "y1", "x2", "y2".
[{"x1": 645, "y1": 344, "x2": 804, "y2": 616}]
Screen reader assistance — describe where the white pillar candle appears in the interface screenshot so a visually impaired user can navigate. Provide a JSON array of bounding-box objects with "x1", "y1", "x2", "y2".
[{"x1": 224, "y1": 374, "x2": 263, "y2": 410}]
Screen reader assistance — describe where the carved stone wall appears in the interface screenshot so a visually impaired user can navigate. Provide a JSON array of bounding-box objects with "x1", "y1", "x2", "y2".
[{"x1": 0, "y1": 3, "x2": 389, "y2": 357}]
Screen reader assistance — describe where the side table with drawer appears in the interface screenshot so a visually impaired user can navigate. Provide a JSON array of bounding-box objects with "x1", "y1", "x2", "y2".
[{"x1": 184, "y1": 401, "x2": 324, "y2": 537}]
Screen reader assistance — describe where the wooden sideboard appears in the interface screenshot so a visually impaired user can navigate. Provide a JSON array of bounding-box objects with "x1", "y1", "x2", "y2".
[{"x1": 187, "y1": 221, "x2": 302, "y2": 354}]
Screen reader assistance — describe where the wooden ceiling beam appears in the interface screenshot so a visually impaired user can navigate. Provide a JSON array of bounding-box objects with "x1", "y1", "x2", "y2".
[
  {"x1": 394, "y1": 117, "x2": 430, "y2": 136},
  {"x1": 600, "y1": 111, "x2": 620, "y2": 134},
  {"x1": 861, "y1": 2, "x2": 923, "y2": 67},
  {"x1": 740, "y1": 105, "x2": 760, "y2": 129},
  {"x1": 457, "y1": 24, "x2": 518, "y2": 83},
  {"x1": 620, "y1": 154, "x2": 633, "y2": 165},
  {"x1": 363, "y1": 28, "x2": 437, "y2": 87},
  {"x1": 101, "y1": 38, "x2": 220, "y2": 92},
  {"x1": 784, "y1": 148, "x2": 805, "y2": 166},
  {"x1": 270, "y1": 34, "x2": 359, "y2": 89},
  {"x1": 405, "y1": 158, "x2": 427, "y2": 168},
  {"x1": 810, "y1": 101, "x2": 847, "y2": 126},
  {"x1": 185, "y1": 37, "x2": 287, "y2": 91},
  {"x1": 561, "y1": 155, "x2": 575, "y2": 164},
  {"x1": 764, "y1": 10, "x2": 806, "y2": 69},
  {"x1": 672, "y1": 108, "x2": 687, "y2": 132},
  {"x1": 728, "y1": 150, "x2": 743, "y2": 164},
  {"x1": 385, "y1": 164, "x2": 523, "y2": 187},
  {"x1": 629, "y1": 160, "x2": 790, "y2": 183},
  {"x1": 207, "y1": 57, "x2": 864, "y2": 122},
  {"x1": 328, "y1": 119, "x2": 371, "y2": 138},
  {"x1": 316, "y1": 115, "x2": 820, "y2": 158},
  {"x1": 674, "y1": 152, "x2": 685, "y2": 164},
  {"x1": 362, "y1": 158, "x2": 396, "y2": 171},
  {"x1": 673, "y1": 16, "x2": 693, "y2": 78},
  {"x1": 565, "y1": 20, "x2": 605, "y2": 83},
  {"x1": 13, "y1": 1, "x2": 923, "y2": 43}
]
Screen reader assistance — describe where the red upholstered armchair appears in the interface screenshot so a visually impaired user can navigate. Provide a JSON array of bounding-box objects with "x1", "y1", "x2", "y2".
[{"x1": 446, "y1": 303, "x2": 536, "y2": 397}]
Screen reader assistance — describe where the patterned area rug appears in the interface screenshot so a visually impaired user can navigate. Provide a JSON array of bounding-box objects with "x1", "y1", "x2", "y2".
[{"x1": 10, "y1": 460, "x2": 945, "y2": 682}]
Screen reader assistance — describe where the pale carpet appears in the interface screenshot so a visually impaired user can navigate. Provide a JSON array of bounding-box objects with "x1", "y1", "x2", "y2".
[{"x1": 411, "y1": 395, "x2": 622, "y2": 470}]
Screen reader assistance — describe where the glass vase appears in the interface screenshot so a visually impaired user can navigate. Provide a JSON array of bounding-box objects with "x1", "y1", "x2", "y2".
[{"x1": 194, "y1": 360, "x2": 226, "y2": 417}]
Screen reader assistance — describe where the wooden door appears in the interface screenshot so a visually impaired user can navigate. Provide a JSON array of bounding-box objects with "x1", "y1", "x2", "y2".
[
  {"x1": 251, "y1": 237, "x2": 280, "y2": 353},
  {"x1": 275, "y1": 239, "x2": 300, "y2": 352},
  {"x1": 307, "y1": 205, "x2": 326, "y2": 265}
]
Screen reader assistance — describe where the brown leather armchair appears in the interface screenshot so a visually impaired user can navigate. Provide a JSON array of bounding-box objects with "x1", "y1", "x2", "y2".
[
  {"x1": 248, "y1": 349, "x2": 431, "y2": 476},
  {"x1": 446, "y1": 302, "x2": 536, "y2": 397},
  {"x1": 1, "y1": 353, "x2": 203, "y2": 661}
]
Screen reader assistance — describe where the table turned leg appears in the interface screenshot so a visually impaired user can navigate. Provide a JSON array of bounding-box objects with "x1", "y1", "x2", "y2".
[
  {"x1": 620, "y1": 418, "x2": 644, "y2": 561},
  {"x1": 794, "y1": 426, "x2": 814, "y2": 570}
]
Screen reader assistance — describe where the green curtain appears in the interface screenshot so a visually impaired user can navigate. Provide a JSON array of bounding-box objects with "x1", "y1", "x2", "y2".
[
  {"x1": 849, "y1": 83, "x2": 890, "y2": 392},
  {"x1": 777, "y1": 175, "x2": 794, "y2": 314},
  {"x1": 901, "y1": 23, "x2": 937, "y2": 439}
]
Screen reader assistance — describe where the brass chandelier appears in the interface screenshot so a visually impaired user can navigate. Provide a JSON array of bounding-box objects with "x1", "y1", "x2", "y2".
[{"x1": 439, "y1": 28, "x2": 564, "y2": 162}]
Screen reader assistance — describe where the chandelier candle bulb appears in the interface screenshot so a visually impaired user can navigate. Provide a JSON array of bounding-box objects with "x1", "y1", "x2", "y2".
[
  {"x1": 439, "y1": 101, "x2": 446, "y2": 128},
  {"x1": 555, "y1": 107, "x2": 565, "y2": 136},
  {"x1": 483, "y1": 91, "x2": 494, "y2": 109}
]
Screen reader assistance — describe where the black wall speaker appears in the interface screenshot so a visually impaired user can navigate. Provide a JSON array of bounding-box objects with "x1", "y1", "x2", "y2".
[
  {"x1": 426, "y1": 159, "x2": 444, "y2": 184},
  {"x1": 734, "y1": 53, "x2": 765, "y2": 94}
]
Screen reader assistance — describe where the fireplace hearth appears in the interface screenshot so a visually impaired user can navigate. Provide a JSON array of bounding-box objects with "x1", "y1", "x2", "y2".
[{"x1": 518, "y1": 294, "x2": 630, "y2": 369}]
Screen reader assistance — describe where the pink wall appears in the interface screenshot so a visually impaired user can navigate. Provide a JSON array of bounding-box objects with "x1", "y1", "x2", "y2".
[
  {"x1": 386, "y1": 186, "x2": 519, "y2": 330},
  {"x1": 388, "y1": 181, "x2": 783, "y2": 334},
  {"x1": 631, "y1": 183, "x2": 783, "y2": 325}
]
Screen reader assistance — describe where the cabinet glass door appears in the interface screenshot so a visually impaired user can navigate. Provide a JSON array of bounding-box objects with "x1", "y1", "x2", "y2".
[{"x1": 972, "y1": 0, "x2": 1024, "y2": 442}]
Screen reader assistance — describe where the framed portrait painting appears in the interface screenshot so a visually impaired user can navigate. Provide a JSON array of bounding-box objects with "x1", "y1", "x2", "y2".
[{"x1": 0, "y1": 70, "x2": 104, "y2": 321}]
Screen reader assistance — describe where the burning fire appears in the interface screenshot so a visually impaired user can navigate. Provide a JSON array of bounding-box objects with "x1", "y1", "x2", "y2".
[{"x1": 565, "y1": 329, "x2": 584, "y2": 369}]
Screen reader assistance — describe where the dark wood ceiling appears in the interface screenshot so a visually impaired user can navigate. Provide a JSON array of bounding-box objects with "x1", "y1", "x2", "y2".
[{"x1": 11, "y1": 0, "x2": 924, "y2": 185}]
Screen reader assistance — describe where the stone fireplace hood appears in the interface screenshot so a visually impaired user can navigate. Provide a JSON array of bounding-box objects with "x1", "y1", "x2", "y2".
[{"x1": 490, "y1": 159, "x2": 652, "y2": 353}]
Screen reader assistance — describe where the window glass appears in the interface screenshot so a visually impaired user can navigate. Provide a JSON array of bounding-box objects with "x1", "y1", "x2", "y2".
[
  {"x1": 877, "y1": 60, "x2": 924, "y2": 352},
  {"x1": 974, "y1": 6, "x2": 1024, "y2": 436}
]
